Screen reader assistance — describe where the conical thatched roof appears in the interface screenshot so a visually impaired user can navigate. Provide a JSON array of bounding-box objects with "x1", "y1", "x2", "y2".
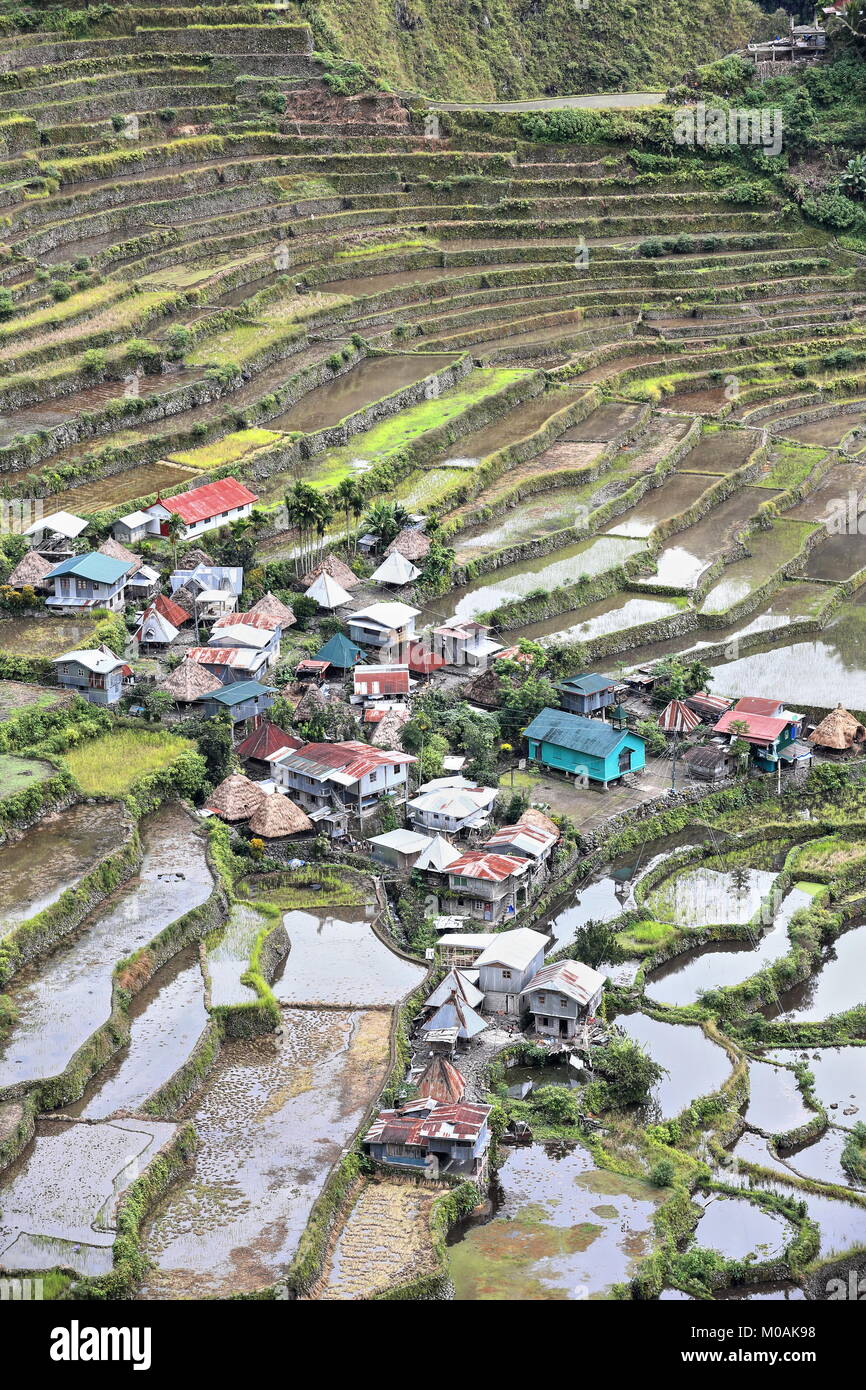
[
  {"x1": 248, "y1": 793, "x2": 313, "y2": 838},
  {"x1": 247, "y1": 591, "x2": 296, "y2": 625},
  {"x1": 809, "y1": 704, "x2": 866, "y2": 750},
  {"x1": 305, "y1": 571, "x2": 352, "y2": 609},
  {"x1": 205, "y1": 773, "x2": 266, "y2": 822},
  {"x1": 170, "y1": 580, "x2": 199, "y2": 616},
  {"x1": 518, "y1": 806, "x2": 559, "y2": 841},
  {"x1": 98, "y1": 537, "x2": 141, "y2": 574},
  {"x1": 302, "y1": 553, "x2": 360, "y2": 590},
  {"x1": 370, "y1": 705, "x2": 410, "y2": 749},
  {"x1": 6, "y1": 549, "x2": 53, "y2": 589},
  {"x1": 385, "y1": 528, "x2": 431, "y2": 562},
  {"x1": 158, "y1": 658, "x2": 222, "y2": 702}
]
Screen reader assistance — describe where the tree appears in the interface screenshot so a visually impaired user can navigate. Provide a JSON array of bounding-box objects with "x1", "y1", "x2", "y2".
[
  {"x1": 496, "y1": 641, "x2": 559, "y2": 740},
  {"x1": 166, "y1": 512, "x2": 184, "y2": 571},
  {"x1": 196, "y1": 712, "x2": 234, "y2": 784},
  {"x1": 533, "y1": 1085, "x2": 580, "y2": 1126},
  {"x1": 362, "y1": 499, "x2": 410, "y2": 548},
  {"x1": 839, "y1": 153, "x2": 866, "y2": 201},
  {"x1": 728, "y1": 718, "x2": 751, "y2": 775},
  {"x1": 593, "y1": 1034, "x2": 666, "y2": 1107},
  {"x1": 334, "y1": 477, "x2": 363, "y2": 549}
]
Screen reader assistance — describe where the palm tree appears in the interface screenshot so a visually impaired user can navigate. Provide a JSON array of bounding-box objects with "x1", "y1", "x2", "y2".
[
  {"x1": 363, "y1": 499, "x2": 411, "y2": 548},
  {"x1": 334, "y1": 477, "x2": 362, "y2": 549},
  {"x1": 166, "y1": 512, "x2": 184, "y2": 572}
]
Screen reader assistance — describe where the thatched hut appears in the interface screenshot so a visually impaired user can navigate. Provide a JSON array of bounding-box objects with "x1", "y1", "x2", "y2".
[
  {"x1": 247, "y1": 591, "x2": 296, "y2": 626},
  {"x1": 6, "y1": 549, "x2": 53, "y2": 592},
  {"x1": 301, "y1": 553, "x2": 360, "y2": 590},
  {"x1": 248, "y1": 793, "x2": 313, "y2": 839},
  {"x1": 385, "y1": 528, "x2": 431, "y2": 563},
  {"x1": 809, "y1": 704, "x2": 866, "y2": 754},
  {"x1": 205, "y1": 773, "x2": 266, "y2": 822},
  {"x1": 177, "y1": 547, "x2": 215, "y2": 571},
  {"x1": 98, "y1": 537, "x2": 142, "y2": 574},
  {"x1": 158, "y1": 658, "x2": 222, "y2": 704}
]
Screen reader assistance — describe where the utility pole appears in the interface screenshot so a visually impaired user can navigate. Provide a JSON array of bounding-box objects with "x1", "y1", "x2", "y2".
[{"x1": 671, "y1": 731, "x2": 679, "y2": 792}]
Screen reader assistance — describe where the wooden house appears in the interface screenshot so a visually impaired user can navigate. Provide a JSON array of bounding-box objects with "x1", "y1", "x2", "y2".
[
  {"x1": 520, "y1": 960, "x2": 605, "y2": 1040},
  {"x1": 474, "y1": 927, "x2": 548, "y2": 1015},
  {"x1": 556, "y1": 672, "x2": 617, "y2": 716},
  {"x1": 52, "y1": 644, "x2": 128, "y2": 707},
  {"x1": 194, "y1": 678, "x2": 276, "y2": 733},
  {"x1": 524, "y1": 707, "x2": 646, "y2": 787}
]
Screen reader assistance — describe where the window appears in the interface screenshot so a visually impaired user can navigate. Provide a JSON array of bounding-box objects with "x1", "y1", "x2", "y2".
[
  {"x1": 537, "y1": 993, "x2": 546, "y2": 1003},
  {"x1": 502, "y1": 969, "x2": 512, "y2": 980},
  {"x1": 560, "y1": 997, "x2": 568, "y2": 1008}
]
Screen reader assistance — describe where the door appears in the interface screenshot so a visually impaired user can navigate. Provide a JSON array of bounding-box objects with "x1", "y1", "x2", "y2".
[
  {"x1": 559, "y1": 1017, "x2": 569, "y2": 1037},
  {"x1": 618, "y1": 748, "x2": 632, "y2": 774}
]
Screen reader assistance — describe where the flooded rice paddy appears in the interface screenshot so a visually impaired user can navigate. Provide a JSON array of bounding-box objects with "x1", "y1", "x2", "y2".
[
  {"x1": 615, "y1": 1013, "x2": 733, "y2": 1119},
  {"x1": 693, "y1": 1193, "x2": 792, "y2": 1262},
  {"x1": 636, "y1": 487, "x2": 771, "y2": 589},
  {"x1": 138, "y1": 1009, "x2": 391, "y2": 1298},
  {"x1": 0, "y1": 802, "x2": 120, "y2": 935},
  {"x1": 647, "y1": 865, "x2": 778, "y2": 928},
  {"x1": 0, "y1": 1117, "x2": 174, "y2": 1276},
  {"x1": 0, "y1": 370, "x2": 204, "y2": 448},
  {"x1": 205, "y1": 903, "x2": 271, "y2": 1008},
  {"x1": 268, "y1": 354, "x2": 456, "y2": 433},
  {"x1": 763, "y1": 923, "x2": 866, "y2": 1022},
  {"x1": 64, "y1": 947, "x2": 208, "y2": 1121},
  {"x1": 429, "y1": 534, "x2": 644, "y2": 623},
  {"x1": 645, "y1": 887, "x2": 814, "y2": 1007},
  {"x1": 511, "y1": 593, "x2": 681, "y2": 648},
  {"x1": 742, "y1": 1059, "x2": 812, "y2": 1134},
  {"x1": 447, "y1": 1142, "x2": 661, "y2": 1300},
  {"x1": 272, "y1": 908, "x2": 424, "y2": 1006},
  {"x1": 0, "y1": 804, "x2": 212, "y2": 1094},
  {"x1": 603, "y1": 470, "x2": 716, "y2": 538},
  {"x1": 767, "y1": 1047, "x2": 866, "y2": 1127},
  {"x1": 700, "y1": 521, "x2": 816, "y2": 614}
]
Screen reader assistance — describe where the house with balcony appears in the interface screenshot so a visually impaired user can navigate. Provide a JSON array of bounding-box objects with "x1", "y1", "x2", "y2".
[
  {"x1": 431, "y1": 618, "x2": 502, "y2": 669},
  {"x1": 193, "y1": 678, "x2": 276, "y2": 734},
  {"x1": 408, "y1": 779, "x2": 499, "y2": 836},
  {"x1": 347, "y1": 601, "x2": 419, "y2": 659},
  {"x1": 267, "y1": 740, "x2": 416, "y2": 817},
  {"x1": 45, "y1": 551, "x2": 133, "y2": 613},
  {"x1": 52, "y1": 645, "x2": 129, "y2": 707},
  {"x1": 442, "y1": 850, "x2": 533, "y2": 926},
  {"x1": 186, "y1": 644, "x2": 271, "y2": 685},
  {"x1": 520, "y1": 960, "x2": 606, "y2": 1040},
  {"x1": 714, "y1": 699, "x2": 804, "y2": 773},
  {"x1": 206, "y1": 622, "x2": 280, "y2": 668}
]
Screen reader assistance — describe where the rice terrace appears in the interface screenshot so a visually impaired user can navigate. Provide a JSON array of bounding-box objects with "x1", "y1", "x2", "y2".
[{"x1": 0, "y1": 0, "x2": 865, "y2": 1344}]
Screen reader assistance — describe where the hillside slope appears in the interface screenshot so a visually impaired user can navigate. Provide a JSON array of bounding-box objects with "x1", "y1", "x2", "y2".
[{"x1": 295, "y1": 0, "x2": 764, "y2": 100}]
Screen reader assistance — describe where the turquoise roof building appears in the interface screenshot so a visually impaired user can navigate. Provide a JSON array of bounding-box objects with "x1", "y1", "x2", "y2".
[
  {"x1": 315, "y1": 632, "x2": 365, "y2": 670},
  {"x1": 523, "y1": 707, "x2": 646, "y2": 787}
]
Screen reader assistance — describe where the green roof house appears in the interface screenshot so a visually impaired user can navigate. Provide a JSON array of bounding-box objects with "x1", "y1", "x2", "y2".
[
  {"x1": 523, "y1": 707, "x2": 646, "y2": 787},
  {"x1": 315, "y1": 632, "x2": 366, "y2": 671},
  {"x1": 45, "y1": 550, "x2": 133, "y2": 613}
]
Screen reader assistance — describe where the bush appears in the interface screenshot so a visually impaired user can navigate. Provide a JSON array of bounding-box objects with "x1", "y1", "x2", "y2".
[
  {"x1": 533, "y1": 1085, "x2": 580, "y2": 1126},
  {"x1": 649, "y1": 1158, "x2": 676, "y2": 1187}
]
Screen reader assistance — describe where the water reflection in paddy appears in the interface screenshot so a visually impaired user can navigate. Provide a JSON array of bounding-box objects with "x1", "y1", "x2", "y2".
[
  {"x1": 763, "y1": 923, "x2": 866, "y2": 1022},
  {"x1": 693, "y1": 1193, "x2": 791, "y2": 1261},
  {"x1": 447, "y1": 1142, "x2": 661, "y2": 1300},
  {"x1": 767, "y1": 1046, "x2": 866, "y2": 1128},
  {"x1": 268, "y1": 354, "x2": 456, "y2": 433},
  {"x1": 0, "y1": 802, "x2": 120, "y2": 935},
  {"x1": 727, "y1": 1131, "x2": 866, "y2": 1255},
  {"x1": 646, "y1": 887, "x2": 813, "y2": 1007},
  {"x1": 510, "y1": 593, "x2": 681, "y2": 648},
  {"x1": 272, "y1": 908, "x2": 424, "y2": 1006},
  {"x1": 616, "y1": 1013, "x2": 732, "y2": 1119},
  {"x1": 647, "y1": 865, "x2": 778, "y2": 928},
  {"x1": 604, "y1": 470, "x2": 715, "y2": 538},
  {"x1": 742, "y1": 1059, "x2": 812, "y2": 1134}
]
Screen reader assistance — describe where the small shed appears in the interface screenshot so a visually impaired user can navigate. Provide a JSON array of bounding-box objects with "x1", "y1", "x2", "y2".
[
  {"x1": 371, "y1": 550, "x2": 420, "y2": 587},
  {"x1": 6, "y1": 549, "x2": 52, "y2": 592},
  {"x1": 658, "y1": 699, "x2": 701, "y2": 735},
  {"x1": 314, "y1": 632, "x2": 365, "y2": 671},
  {"x1": 235, "y1": 721, "x2": 302, "y2": 767},
  {"x1": 368, "y1": 828, "x2": 432, "y2": 871},
  {"x1": 556, "y1": 673, "x2": 617, "y2": 717},
  {"x1": 157, "y1": 658, "x2": 222, "y2": 705},
  {"x1": 414, "y1": 1055, "x2": 466, "y2": 1104},
  {"x1": 302, "y1": 554, "x2": 361, "y2": 591},
  {"x1": 385, "y1": 528, "x2": 431, "y2": 563},
  {"x1": 247, "y1": 591, "x2": 296, "y2": 626},
  {"x1": 682, "y1": 743, "x2": 734, "y2": 782}
]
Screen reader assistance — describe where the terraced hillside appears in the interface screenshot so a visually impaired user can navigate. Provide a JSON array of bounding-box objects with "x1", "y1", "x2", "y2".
[{"x1": 0, "y1": 11, "x2": 864, "y2": 709}]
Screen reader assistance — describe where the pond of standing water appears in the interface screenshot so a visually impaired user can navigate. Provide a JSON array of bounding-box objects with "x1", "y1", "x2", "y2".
[
  {"x1": 693, "y1": 1193, "x2": 792, "y2": 1262},
  {"x1": 763, "y1": 923, "x2": 866, "y2": 1022},
  {"x1": 767, "y1": 1046, "x2": 866, "y2": 1128},
  {"x1": 138, "y1": 1009, "x2": 391, "y2": 1298},
  {"x1": 727, "y1": 1131, "x2": 866, "y2": 1255},
  {"x1": 272, "y1": 908, "x2": 424, "y2": 1006},
  {"x1": 634, "y1": 487, "x2": 769, "y2": 590},
  {"x1": 645, "y1": 886, "x2": 813, "y2": 1007},
  {"x1": 205, "y1": 902, "x2": 272, "y2": 1008},
  {"x1": 509, "y1": 593, "x2": 681, "y2": 649},
  {"x1": 647, "y1": 866, "x2": 778, "y2": 928},
  {"x1": 0, "y1": 1117, "x2": 174, "y2": 1277},
  {"x1": 447, "y1": 1142, "x2": 661, "y2": 1300},
  {"x1": 62, "y1": 946, "x2": 208, "y2": 1121},
  {"x1": 603, "y1": 470, "x2": 715, "y2": 539},
  {"x1": 0, "y1": 802, "x2": 120, "y2": 935},
  {"x1": 0, "y1": 804, "x2": 212, "y2": 1094},
  {"x1": 615, "y1": 1013, "x2": 733, "y2": 1119}
]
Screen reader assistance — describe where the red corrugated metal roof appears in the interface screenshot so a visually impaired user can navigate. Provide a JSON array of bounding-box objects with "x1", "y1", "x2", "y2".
[
  {"x1": 155, "y1": 477, "x2": 257, "y2": 524},
  {"x1": 447, "y1": 850, "x2": 528, "y2": 883},
  {"x1": 658, "y1": 699, "x2": 701, "y2": 733},
  {"x1": 214, "y1": 609, "x2": 280, "y2": 633},
  {"x1": 285, "y1": 740, "x2": 416, "y2": 781},
  {"x1": 235, "y1": 723, "x2": 303, "y2": 762},
  {"x1": 153, "y1": 592, "x2": 189, "y2": 627},
  {"x1": 715, "y1": 709, "x2": 790, "y2": 743},
  {"x1": 733, "y1": 697, "x2": 783, "y2": 717},
  {"x1": 407, "y1": 647, "x2": 447, "y2": 674},
  {"x1": 366, "y1": 1101, "x2": 489, "y2": 1148},
  {"x1": 354, "y1": 667, "x2": 410, "y2": 696},
  {"x1": 187, "y1": 646, "x2": 265, "y2": 668}
]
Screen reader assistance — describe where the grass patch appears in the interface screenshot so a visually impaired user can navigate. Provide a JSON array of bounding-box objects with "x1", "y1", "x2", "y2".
[
  {"x1": 615, "y1": 919, "x2": 679, "y2": 955},
  {"x1": 0, "y1": 753, "x2": 54, "y2": 800},
  {"x1": 756, "y1": 443, "x2": 827, "y2": 491},
  {"x1": 166, "y1": 428, "x2": 283, "y2": 469},
  {"x1": 250, "y1": 871, "x2": 365, "y2": 910},
  {"x1": 62, "y1": 729, "x2": 189, "y2": 796}
]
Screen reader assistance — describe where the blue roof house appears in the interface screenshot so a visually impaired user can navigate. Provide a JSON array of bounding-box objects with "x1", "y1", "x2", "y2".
[
  {"x1": 523, "y1": 707, "x2": 646, "y2": 787},
  {"x1": 195, "y1": 679, "x2": 276, "y2": 735},
  {"x1": 46, "y1": 551, "x2": 133, "y2": 612},
  {"x1": 556, "y1": 672, "x2": 617, "y2": 717}
]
